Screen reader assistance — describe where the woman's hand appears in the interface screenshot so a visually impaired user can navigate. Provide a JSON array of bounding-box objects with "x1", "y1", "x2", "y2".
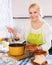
[
  {"x1": 25, "y1": 44, "x2": 38, "y2": 52},
  {"x1": 14, "y1": 35, "x2": 20, "y2": 41},
  {"x1": 36, "y1": 46, "x2": 42, "y2": 50},
  {"x1": 7, "y1": 27, "x2": 17, "y2": 35}
]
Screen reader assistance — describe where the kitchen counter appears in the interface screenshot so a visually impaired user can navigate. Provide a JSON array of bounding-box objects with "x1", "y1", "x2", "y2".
[
  {"x1": 0, "y1": 53, "x2": 52, "y2": 65},
  {"x1": 16, "y1": 55, "x2": 52, "y2": 65}
]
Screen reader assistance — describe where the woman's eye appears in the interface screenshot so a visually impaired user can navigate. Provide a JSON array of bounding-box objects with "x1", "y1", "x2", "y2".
[
  {"x1": 34, "y1": 11, "x2": 37, "y2": 13},
  {"x1": 29, "y1": 12, "x2": 32, "y2": 14},
  {"x1": 29, "y1": 12, "x2": 37, "y2": 14}
]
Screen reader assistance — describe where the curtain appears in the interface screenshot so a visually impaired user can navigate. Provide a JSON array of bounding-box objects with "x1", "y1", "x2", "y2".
[{"x1": 0, "y1": 0, "x2": 14, "y2": 38}]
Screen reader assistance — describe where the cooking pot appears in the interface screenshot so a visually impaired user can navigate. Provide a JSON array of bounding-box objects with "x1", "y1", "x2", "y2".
[{"x1": 9, "y1": 41, "x2": 26, "y2": 56}]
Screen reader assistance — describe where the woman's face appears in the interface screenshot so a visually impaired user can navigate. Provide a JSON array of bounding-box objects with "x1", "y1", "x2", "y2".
[{"x1": 29, "y1": 7, "x2": 40, "y2": 22}]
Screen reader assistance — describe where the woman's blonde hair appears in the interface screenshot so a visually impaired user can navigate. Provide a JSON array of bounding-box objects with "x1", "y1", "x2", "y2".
[
  {"x1": 29, "y1": 3, "x2": 43, "y2": 17},
  {"x1": 29, "y1": 3, "x2": 40, "y2": 12}
]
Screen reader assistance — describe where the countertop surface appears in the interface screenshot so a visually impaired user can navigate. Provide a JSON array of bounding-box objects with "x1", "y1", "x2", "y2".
[{"x1": 0, "y1": 53, "x2": 52, "y2": 65}]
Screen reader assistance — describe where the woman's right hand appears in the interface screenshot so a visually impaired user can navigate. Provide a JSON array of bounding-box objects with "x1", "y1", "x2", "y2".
[
  {"x1": 7, "y1": 27, "x2": 17, "y2": 35},
  {"x1": 7, "y1": 27, "x2": 20, "y2": 41},
  {"x1": 13, "y1": 35, "x2": 20, "y2": 41}
]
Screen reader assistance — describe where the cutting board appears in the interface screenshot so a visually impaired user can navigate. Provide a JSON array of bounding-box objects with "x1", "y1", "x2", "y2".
[{"x1": 8, "y1": 53, "x2": 30, "y2": 60}]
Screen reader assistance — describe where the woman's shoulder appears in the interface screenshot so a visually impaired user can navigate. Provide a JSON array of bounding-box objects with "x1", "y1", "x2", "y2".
[
  {"x1": 42, "y1": 20, "x2": 52, "y2": 33},
  {"x1": 42, "y1": 20, "x2": 51, "y2": 30}
]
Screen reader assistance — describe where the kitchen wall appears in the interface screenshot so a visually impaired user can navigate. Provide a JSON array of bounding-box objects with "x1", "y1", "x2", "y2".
[
  {"x1": 12, "y1": 0, "x2": 52, "y2": 17},
  {"x1": 44, "y1": 17, "x2": 52, "y2": 26}
]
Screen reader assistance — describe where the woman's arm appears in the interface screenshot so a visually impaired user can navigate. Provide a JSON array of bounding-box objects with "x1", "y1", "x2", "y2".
[
  {"x1": 7, "y1": 26, "x2": 26, "y2": 41},
  {"x1": 41, "y1": 37, "x2": 51, "y2": 51},
  {"x1": 7, "y1": 27, "x2": 20, "y2": 40},
  {"x1": 41, "y1": 23, "x2": 52, "y2": 51}
]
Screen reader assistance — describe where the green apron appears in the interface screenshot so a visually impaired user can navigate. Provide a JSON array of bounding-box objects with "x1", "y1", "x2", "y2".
[
  {"x1": 26, "y1": 28, "x2": 48, "y2": 54},
  {"x1": 26, "y1": 29, "x2": 44, "y2": 46}
]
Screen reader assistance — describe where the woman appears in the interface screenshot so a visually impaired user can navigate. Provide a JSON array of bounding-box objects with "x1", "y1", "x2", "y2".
[
  {"x1": 24, "y1": 3, "x2": 52, "y2": 55},
  {"x1": 8, "y1": 3, "x2": 52, "y2": 55}
]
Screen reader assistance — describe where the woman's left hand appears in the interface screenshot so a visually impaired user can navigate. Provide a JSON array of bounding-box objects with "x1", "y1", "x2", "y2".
[
  {"x1": 36, "y1": 46, "x2": 42, "y2": 50},
  {"x1": 25, "y1": 44, "x2": 38, "y2": 52}
]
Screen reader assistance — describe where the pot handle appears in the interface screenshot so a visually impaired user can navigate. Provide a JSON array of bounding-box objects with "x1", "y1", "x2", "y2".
[{"x1": 23, "y1": 41, "x2": 26, "y2": 45}]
